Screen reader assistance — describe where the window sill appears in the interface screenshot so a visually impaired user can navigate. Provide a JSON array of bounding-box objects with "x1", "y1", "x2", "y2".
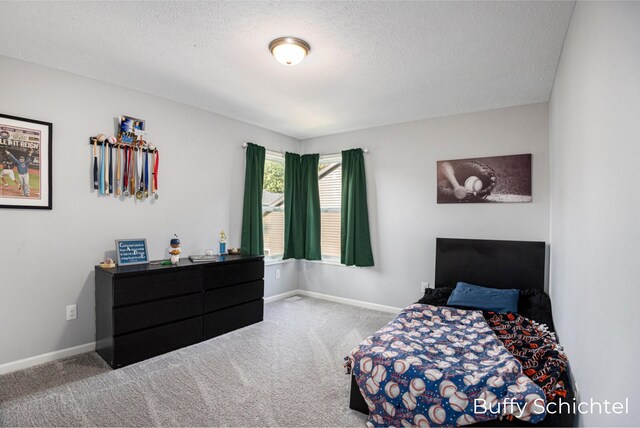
[
  {"x1": 304, "y1": 259, "x2": 344, "y2": 267},
  {"x1": 303, "y1": 259, "x2": 374, "y2": 268},
  {"x1": 265, "y1": 258, "x2": 371, "y2": 268},
  {"x1": 264, "y1": 258, "x2": 295, "y2": 267}
]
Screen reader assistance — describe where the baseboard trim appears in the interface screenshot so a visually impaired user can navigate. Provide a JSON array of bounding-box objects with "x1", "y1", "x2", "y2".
[
  {"x1": 265, "y1": 288, "x2": 402, "y2": 313},
  {"x1": 2, "y1": 291, "x2": 398, "y2": 374},
  {"x1": 264, "y1": 289, "x2": 300, "y2": 303},
  {"x1": 296, "y1": 289, "x2": 402, "y2": 314},
  {"x1": 0, "y1": 342, "x2": 96, "y2": 375}
]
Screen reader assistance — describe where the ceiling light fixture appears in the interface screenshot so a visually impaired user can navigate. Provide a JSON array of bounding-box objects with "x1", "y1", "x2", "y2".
[{"x1": 269, "y1": 37, "x2": 310, "y2": 66}]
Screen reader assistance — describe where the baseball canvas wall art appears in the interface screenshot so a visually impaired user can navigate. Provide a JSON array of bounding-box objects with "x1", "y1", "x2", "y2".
[
  {"x1": 0, "y1": 114, "x2": 52, "y2": 209},
  {"x1": 437, "y1": 154, "x2": 531, "y2": 203}
]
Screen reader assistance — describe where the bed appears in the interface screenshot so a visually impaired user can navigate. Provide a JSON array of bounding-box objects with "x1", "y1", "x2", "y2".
[{"x1": 347, "y1": 238, "x2": 576, "y2": 427}]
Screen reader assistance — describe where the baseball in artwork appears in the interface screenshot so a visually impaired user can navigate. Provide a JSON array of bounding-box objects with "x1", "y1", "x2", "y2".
[{"x1": 437, "y1": 154, "x2": 532, "y2": 203}]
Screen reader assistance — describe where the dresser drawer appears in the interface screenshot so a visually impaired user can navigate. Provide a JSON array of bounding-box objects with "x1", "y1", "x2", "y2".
[
  {"x1": 114, "y1": 292, "x2": 203, "y2": 335},
  {"x1": 204, "y1": 280, "x2": 263, "y2": 313},
  {"x1": 114, "y1": 316, "x2": 202, "y2": 367},
  {"x1": 204, "y1": 299, "x2": 263, "y2": 339},
  {"x1": 203, "y1": 260, "x2": 263, "y2": 290},
  {"x1": 113, "y1": 269, "x2": 202, "y2": 307}
]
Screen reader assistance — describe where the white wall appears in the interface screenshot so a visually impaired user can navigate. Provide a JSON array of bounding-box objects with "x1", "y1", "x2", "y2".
[
  {"x1": 299, "y1": 103, "x2": 550, "y2": 308},
  {"x1": 0, "y1": 56, "x2": 299, "y2": 366},
  {"x1": 549, "y1": 2, "x2": 640, "y2": 425}
]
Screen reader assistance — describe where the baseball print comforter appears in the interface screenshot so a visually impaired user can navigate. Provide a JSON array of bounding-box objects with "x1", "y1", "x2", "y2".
[{"x1": 347, "y1": 304, "x2": 547, "y2": 427}]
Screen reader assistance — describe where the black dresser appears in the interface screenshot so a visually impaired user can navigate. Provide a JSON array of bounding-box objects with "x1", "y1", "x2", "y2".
[{"x1": 95, "y1": 255, "x2": 264, "y2": 369}]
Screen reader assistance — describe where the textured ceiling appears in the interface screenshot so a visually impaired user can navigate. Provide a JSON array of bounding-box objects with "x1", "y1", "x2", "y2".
[{"x1": 0, "y1": 1, "x2": 574, "y2": 139}]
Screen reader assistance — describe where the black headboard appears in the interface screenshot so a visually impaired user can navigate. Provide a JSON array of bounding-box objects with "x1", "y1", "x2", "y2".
[{"x1": 435, "y1": 238, "x2": 546, "y2": 290}]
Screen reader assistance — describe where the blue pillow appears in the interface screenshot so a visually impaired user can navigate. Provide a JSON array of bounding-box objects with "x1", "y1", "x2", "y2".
[{"x1": 446, "y1": 282, "x2": 519, "y2": 313}]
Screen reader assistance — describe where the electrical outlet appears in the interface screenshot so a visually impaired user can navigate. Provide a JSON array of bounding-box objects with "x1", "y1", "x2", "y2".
[
  {"x1": 420, "y1": 282, "x2": 430, "y2": 293},
  {"x1": 276, "y1": 269, "x2": 281, "y2": 280},
  {"x1": 66, "y1": 304, "x2": 77, "y2": 320}
]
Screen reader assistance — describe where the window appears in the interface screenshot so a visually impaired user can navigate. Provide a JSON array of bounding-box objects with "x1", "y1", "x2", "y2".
[
  {"x1": 318, "y1": 154, "x2": 342, "y2": 261},
  {"x1": 262, "y1": 153, "x2": 285, "y2": 260},
  {"x1": 261, "y1": 152, "x2": 341, "y2": 262}
]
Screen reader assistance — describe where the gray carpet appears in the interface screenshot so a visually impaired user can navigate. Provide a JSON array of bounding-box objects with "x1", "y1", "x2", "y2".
[{"x1": 0, "y1": 297, "x2": 394, "y2": 427}]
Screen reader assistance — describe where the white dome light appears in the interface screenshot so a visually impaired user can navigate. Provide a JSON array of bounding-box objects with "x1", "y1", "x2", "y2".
[{"x1": 269, "y1": 37, "x2": 310, "y2": 66}]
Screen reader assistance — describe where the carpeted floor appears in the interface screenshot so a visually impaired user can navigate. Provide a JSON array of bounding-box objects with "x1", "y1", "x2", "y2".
[{"x1": 0, "y1": 297, "x2": 395, "y2": 427}]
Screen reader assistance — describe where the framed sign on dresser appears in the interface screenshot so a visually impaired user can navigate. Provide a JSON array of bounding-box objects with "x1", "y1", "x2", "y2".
[{"x1": 95, "y1": 254, "x2": 264, "y2": 369}]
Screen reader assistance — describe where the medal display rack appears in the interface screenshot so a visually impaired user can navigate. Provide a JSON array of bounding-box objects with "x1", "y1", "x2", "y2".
[
  {"x1": 88, "y1": 137, "x2": 158, "y2": 152},
  {"x1": 88, "y1": 137, "x2": 160, "y2": 201}
]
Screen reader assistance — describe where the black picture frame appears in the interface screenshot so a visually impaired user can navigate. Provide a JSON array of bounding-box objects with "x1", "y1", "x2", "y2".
[
  {"x1": 115, "y1": 238, "x2": 149, "y2": 266},
  {"x1": 436, "y1": 153, "x2": 532, "y2": 204},
  {"x1": 0, "y1": 113, "x2": 53, "y2": 210}
]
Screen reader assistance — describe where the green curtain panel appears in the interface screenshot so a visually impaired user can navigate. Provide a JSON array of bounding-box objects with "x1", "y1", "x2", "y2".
[
  {"x1": 283, "y1": 152, "x2": 303, "y2": 259},
  {"x1": 283, "y1": 153, "x2": 321, "y2": 260},
  {"x1": 301, "y1": 154, "x2": 321, "y2": 260},
  {"x1": 341, "y1": 149, "x2": 374, "y2": 267},
  {"x1": 241, "y1": 143, "x2": 266, "y2": 255}
]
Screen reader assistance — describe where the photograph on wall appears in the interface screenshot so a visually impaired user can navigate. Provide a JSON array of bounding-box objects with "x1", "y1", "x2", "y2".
[
  {"x1": 118, "y1": 115, "x2": 145, "y2": 144},
  {"x1": 0, "y1": 114, "x2": 52, "y2": 209},
  {"x1": 437, "y1": 153, "x2": 532, "y2": 203}
]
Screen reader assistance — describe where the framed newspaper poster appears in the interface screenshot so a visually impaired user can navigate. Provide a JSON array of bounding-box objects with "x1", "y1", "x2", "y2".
[{"x1": 0, "y1": 114, "x2": 52, "y2": 209}]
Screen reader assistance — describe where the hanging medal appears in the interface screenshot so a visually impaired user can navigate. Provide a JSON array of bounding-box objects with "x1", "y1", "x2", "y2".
[
  {"x1": 123, "y1": 146, "x2": 129, "y2": 197},
  {"x1": 129, "y1": 146, "x2": 135, "y2": 196},
  {"x1": 131, "y1": 147, "x2": 135, "y2": 196},
  {"x1": 133, "y1": 147, "x2": 138, "y2": 199},
  {"x1": 140, "y1": 147, "x2": 146, "y2": 198},
  {"x1": 144, "y1": 148, "x2": 149, "y2": 198},
  {"x1": 136, "y1": 146, "x2": 144, "y2": 200},
  {"x1": 150, "y1": 150, "x2": 155, "y2": 194},
  {"x1": 115, "y1": 144, "x2": 122, "y2": 196},
  {"x1": 153, "y1": 149, "x2": 159, "y2": 200}
]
